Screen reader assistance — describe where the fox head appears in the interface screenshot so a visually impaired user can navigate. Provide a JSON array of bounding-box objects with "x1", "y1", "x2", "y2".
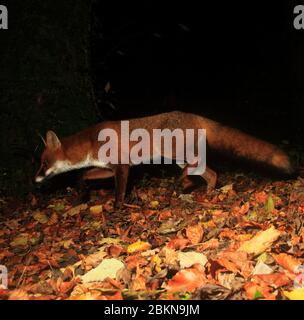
[{"x1": 35, "y1": 131, "x2": 66, "y2": 183}]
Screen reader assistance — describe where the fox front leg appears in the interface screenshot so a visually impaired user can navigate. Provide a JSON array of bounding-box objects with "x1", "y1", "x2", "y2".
[{"x1": 114, "y1": 164, "x2": 130, "y2": 209}]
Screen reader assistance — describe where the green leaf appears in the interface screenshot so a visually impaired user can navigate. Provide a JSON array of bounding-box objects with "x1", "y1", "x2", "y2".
[
  {"x1": 265, "y1": 195, "x2": 275, "y2": 213},
  {"x1": 181, "y1": 292, "x2": 191, "y2": 300},
  {"x1": 253, "y1": 290, "x2": 264, "y2": 300}
]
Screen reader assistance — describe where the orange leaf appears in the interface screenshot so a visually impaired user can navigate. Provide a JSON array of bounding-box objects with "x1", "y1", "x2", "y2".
[
  {"x1": 216, "y1": 250, "x2": 253, "y2": 278},
  {"x1": 125, "y1": 254, "x2": 147, "y2": 270},
  {"x1": 165, "y1": 267, "x2": 207, "y2": 293},
  {"x1": 167, "y1": 238, "x2": 189, "y2": 250},
  {"x1": 252, "y1": 273, "x2": 291, "y2": 288},
  {"x1": 186, "y1": 224, "x2": 203, "y2": 245},
  {"x1": 131, "y1": 274, "x2": 147, "y2": 291},
  {"x1": 255, "y1": 191, "x2": 267, "y2": 204},
  {"x1": 219, "y1": 228, "x2": 236, "y2": 239},
  {"x1": 158, "y1": 210, "x2": 172, "y2": 221},
  {"x1": 244, "y1": 282, "x2": 276, "y2": 300},
  {"x1": 198, "y1": 238, "x2": 219, "y2": 251},
  {"x1": 273, "y1": 253, "x2": 301, "y2": 273},
  {"x1": 108, "y1": 244, "x2": 124, "y2": 257}
]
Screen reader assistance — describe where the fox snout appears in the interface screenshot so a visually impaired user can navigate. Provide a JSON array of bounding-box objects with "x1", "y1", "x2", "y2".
[{"x1": 34, "y1": 164, "x2": 55, "y2": 183}]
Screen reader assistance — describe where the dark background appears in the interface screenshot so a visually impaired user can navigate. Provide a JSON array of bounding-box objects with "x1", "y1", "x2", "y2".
[{"x1": 0, "y1": 1, "x2": 304, "y2": 196}]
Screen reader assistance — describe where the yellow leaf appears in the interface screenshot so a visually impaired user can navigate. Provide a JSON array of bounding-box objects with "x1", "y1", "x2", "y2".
[
  {"x1": 90, "y1": 205, "x2": 103, "y2": 215},
  {"x1": 66, "y1": 204, "x2": 88, "y2": 216},
  {"x1": 284, "y1": 288, "x2": 304, "y2": 300},
  {"x1": 10, "y1": 233, "x2": 29, "y2": 247},
  {"x1": 61, "y1": 239, "x2": 74, "y2": 249},
  {"x1": 220, "y1": 184, "x2": 233, "y2": 194},
  {"x1": 151, "y1": 254, "x2": 162, "y2": 273},
  {"x1": 127, "y1": 241, "x2": 151, "y2": 253},
  {"x1": 238, "y1": 226, "x2": 281, "y2": 256},
  {"x1": 33, "y1": 211, "x2": 49, "y2": 224},
  {"x1": 150, "y1": 201, "x2": 159, "y2": 209}
]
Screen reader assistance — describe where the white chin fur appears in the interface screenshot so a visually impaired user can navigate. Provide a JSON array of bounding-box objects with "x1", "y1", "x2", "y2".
[{"x1": 35, "y1": 176, "x2": 44, "y2": 183}]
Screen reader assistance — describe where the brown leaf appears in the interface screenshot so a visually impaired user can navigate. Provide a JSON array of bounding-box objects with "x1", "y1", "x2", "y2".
[
  {"x1": 66, "y1": 204, "x2": 88, "y2": 216},
  {"x1": 252, "y1": 273, "x2": 291, "y2": 288},
  {"x1": 185, "y1": 223, "x2": 203, "y2": 245},
  {"x1": 165, "y1": 267, "x2": 207, "y2": 293},
  {"x1": 243, "y1": 282, "x2": 276, "y2": 300},
  {"x1": 273, "y1": 253, "x2": 302, "y2": 273},
  {"x1": 166, "y1": 238, "x2": 189, "y2": 250},
  {"x1": 216, "y1": 250, "x2": 253, "y2": 278}
]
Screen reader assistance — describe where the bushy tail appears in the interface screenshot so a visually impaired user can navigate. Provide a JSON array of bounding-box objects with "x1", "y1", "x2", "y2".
[{"x1": 200, "y1": 117, "x2": 294, "y2": 175}]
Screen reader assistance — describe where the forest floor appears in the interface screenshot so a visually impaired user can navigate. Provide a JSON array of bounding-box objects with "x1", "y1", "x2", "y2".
[{"x1": 1, "y1": 170, "x2": 304, "y2": 300}]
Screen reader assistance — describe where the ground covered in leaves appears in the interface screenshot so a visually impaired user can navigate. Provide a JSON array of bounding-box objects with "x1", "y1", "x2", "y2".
[{"x1": 1, "y1": 171, "x2": 304, "y2": 300}]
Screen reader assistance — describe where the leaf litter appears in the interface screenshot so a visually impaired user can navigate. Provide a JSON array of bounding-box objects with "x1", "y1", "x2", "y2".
[{"x1": 0, "y1": 173, "x2": 304, "y2": 300}]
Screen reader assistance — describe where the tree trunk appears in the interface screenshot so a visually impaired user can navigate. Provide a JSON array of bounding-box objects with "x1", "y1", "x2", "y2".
[{"x1": 0, "y1": 0, "x2": 98, "y2": 195}]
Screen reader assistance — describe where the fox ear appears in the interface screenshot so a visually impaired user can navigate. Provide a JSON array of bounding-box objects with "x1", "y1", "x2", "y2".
[{"x1": 46, "y1": 131, "x2": 61, "y2": 150}]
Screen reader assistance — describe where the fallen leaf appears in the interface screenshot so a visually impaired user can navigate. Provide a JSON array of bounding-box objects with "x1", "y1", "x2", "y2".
[
  {"x1": 66, "y1": 204, "x2": 88, "y2": 216},
  {"x1": 284, "y1": 288, "x2": 304, "y2": 300},
  {"x1": 149, "y1": 201, "x2": 159, "y2": 209},
  {"x1": 178, "y1": 251, "x2": 208, "y2": 269},
  {"x1": 81, "y1": 259, "x2": 125, "y2": 283},
  {"x1": 252, "y1": 273, "x2": 291, "y2": 288},
  {"x1": 151, "y1": 254, "x2": 162, "y2": 273},
  {"x1": 273, "y1": 253, "x2": 302, "y2": 273},
  {"x1": 185, "y1": 224, "x2": 203, "y2": 245},
  {"x1": 166, "y1": 238, "x2": 189, "y2": 250},
  {"x1": 198, "y1": 238, "x2": 219, "y2": 251},
  {"x1": 220, "y1": 184, "x2": 233, "y2": 194},
  {"x1": 131, "y1": 270, "x2": 147, "y2": 291},
  {"x1": 90, "y1": 205, "x2": 103, "y2": 215},
  {"x1": 127, "y1": 241, "x2": 151, "y2": 253},
  {"x1": 252, "y1": 261, "x2": 273, "y2": 275},
  {"x1": 10, "y1": 233, "x2": 29, "y2": 247},
  {"x1": 238, "y1": 226, "x2": 281, "y2": 256},
  {"x1": 265, "y1": 195, "x2": 275, "y2": 213},
  {"x1": 243, "y1": 282, "x2": 276, "y2": 300},
  {"x1": 165, "y1": 267, "x2": 207, "y2": 293},
  {"x1": 255, "y1": 191, "x2": 267, "y2": 204},
  {"x1": 216, "y1": 250, "x2": 253, "y2": 278},
  {"x1": 33, "y1": 211, "x2": 49, "y2": 224}
]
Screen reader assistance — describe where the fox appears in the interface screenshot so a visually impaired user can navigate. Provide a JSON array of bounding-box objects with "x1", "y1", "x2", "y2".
[{"x1": 35, "y1": 111, "x2": 294, "y2": 208}]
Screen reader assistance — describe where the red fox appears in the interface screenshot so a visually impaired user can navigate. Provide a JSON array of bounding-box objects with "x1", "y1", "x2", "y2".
[{"x1": 35, "y1": 111, "x2": 294, "y2": 208}]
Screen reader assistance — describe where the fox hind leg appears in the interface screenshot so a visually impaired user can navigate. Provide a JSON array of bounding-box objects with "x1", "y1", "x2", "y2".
[{"x1": 178, "y1": 164, "x2": 217, "y2": 193}]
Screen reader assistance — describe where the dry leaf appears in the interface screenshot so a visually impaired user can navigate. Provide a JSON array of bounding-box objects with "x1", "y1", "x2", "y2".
[
  {"x1": 238, "y1": 226, "x2": 281, "y2": 256},
  {"x1": 186, "y1": 224, "x2": 203, "y2": 245},
  {"x1": 90, "y1": 205, "x2": 103, "y2": 215},
  {"x1": 165, "y1": 267, "x2": 207, "y2": 293},
  {"x1": 127, "y1": 241, "x2": 151, "y2": 253},
  {"x1": 284, "y1": 288, "x2": 304, "y2": 300},
  {"x1": 178, "y1": 251, "x2": 208, "y2": 269},
  {"x1": 81, "y1": 259, "x2": 124, "y2": 283},
  {"x1": 273, "y1": 253, "x2": 301, "y2": 273},
  {"x1": 66, "y1": 204, "x2": 88, "y2": 216}
]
